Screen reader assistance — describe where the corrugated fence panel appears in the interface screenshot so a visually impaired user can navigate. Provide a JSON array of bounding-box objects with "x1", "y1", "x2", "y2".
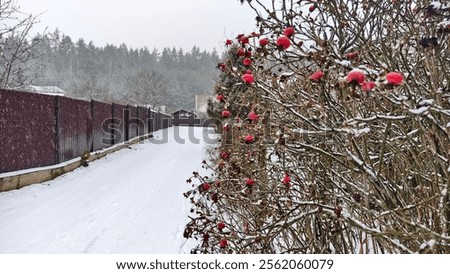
[
  {"x1": 92, "y1": 100, "x2": 113, "y2": 151},
  {"x1": 148, "y1": 111, "x2": 155, "y2": 133},
  {"x1": 162, "y1": 113, "x2": 172, "y2": 129},
  {"x1": 128, "y1": 105, "x2": 138, "y2": 140},
  {"x1": 58, "y1": 97, "x2": 92, "y2": 163},
  {"x1": 137, "y1": 106, "x2": 148, "y2": 136},
  {"x1": 0, "y1": 89, "x2": 57, "y2": 173},
  {"x1": 154, "y1": 112, "x2": 161, "y2": 132},
  {"x1": 112, "y1": 103, "x2": 127, "y2": 144}
]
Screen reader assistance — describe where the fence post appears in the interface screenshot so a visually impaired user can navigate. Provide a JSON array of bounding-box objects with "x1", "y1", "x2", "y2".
[
  {"x1": 124, "y1": 106, "x2": 130, "y2": 141},
  {"x1": 55, "y1": 96, "x2": 61, "y2": 164},
  {"x1": 147, "y1": 108, "x2": 152, "y2": 134},
  {"x1": 90, "y1": 100, "x2": 94, "y2": 152},
  {"x1": 111, "y1": 103, "x2": 115, "y2": 145},
  {"x1": 135, "y1": 107, "x2": 139, "y2": 137}
]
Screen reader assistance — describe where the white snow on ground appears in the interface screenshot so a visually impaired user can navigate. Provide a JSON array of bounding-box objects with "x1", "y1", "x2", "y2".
[{"x1": 0, "y1": 126, "x2": 216, "y2": 254}]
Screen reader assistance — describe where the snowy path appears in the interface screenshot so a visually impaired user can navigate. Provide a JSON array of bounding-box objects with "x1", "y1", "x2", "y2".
[{"x1": 0, "y1": 126, "x2": 214, "y2": 254}]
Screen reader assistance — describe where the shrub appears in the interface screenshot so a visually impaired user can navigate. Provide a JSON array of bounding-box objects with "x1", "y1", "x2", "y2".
[{"x1": 185, "y1": 0, "x2": 450, "y2": 254}]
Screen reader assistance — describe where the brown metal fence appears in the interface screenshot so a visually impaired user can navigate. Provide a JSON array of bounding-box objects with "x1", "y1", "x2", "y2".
[
  {"x1": 58, "y1": 97, "x2": 93, "y2": 163},
  {"x1": 0, "y1": 88, "x2": 172, "y2": 174},
  {"x1": 0, "y1": 89, "x2": 57, "y2": 172},
  {"x1": 92, "y1": 100, "x2": 113, "y2": 151}
]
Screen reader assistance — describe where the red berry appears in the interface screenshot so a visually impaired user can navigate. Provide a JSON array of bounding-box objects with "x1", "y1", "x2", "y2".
[
  {"x1": 276, "y1": 36, "x2": 291, "y2": 50},
  {"x1": 361, "y1": 81, "x2": 376, "y2": 92},
  {"x1": 310, "y1": 70, "x2": 324, "y2": 82},
  {"x1": 217, "y1": 63, "x2": 226, "y2": 71},
  {"x1": 225, "y1": 39, "x2": 232, "y2": 46},
  {"x1": 282, "y1": 175, "x2": 291, "y2": 187},
  {"x1": 217, "y1": 222, "x2": 225, "y2": 230},
  {"x1": 220, "y1": 151, "x2": 229, "y2": 159},
  {"x1": 216, "y1": 94, "x2": 224, "y2": 101},
  {"x1": 202, "y1": 183, "x2": 211, "y2": 191},
  {"x1": 222, "y1": 110, "x2": 231, "y2": 118},
  {"x1": 243, "y1": 58, "x2": 252, "y2": 66},
  {"x1": 247, "y1": 111, "x2": 259, "y2": 121},
  {"x1": 283, "y1": 27, "x2": 295, "y2": 38},
  {"x1": 203, "y1": 233, "x2": 210, "y2": 241},
  {"x1": 386, "y1": 72, "x2": 404, "y2": 85},
  {"x1": 241, "y1": 72, "x2": 255, "y2": 84},
  {"x1": 240, "y1": 35, "x2": 249, "y2": 44},
  {"x1": 244, "y1": 134, "x2": 255, "y2": 143},
  {"x1": 259, "y1": 38, "x2": 269, "y2": 47},
  {"x1": 246, "y1": 178, "x2": 255, "y2": 186},
  {"x1": 223, "y1": 124, "x2": 230, "y2": 131},
  {"x1": 236, "y1": 48, "x2": 246, "y2": 57},
  {"x1": 345, "y1": 51, "x2": 358, "y2": 59},
  {"x1": 309, "y1": 4, "x2": 316, "y2": 12},
  {"x1": 346, "y1": 69, "x2": 365, "y2": 84},
  {"x1": 219, "y1": 239, "x2": 228, "y2": 248}
]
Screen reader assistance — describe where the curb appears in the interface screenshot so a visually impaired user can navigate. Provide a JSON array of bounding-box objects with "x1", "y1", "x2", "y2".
[{"x1": 0, "y1": 134, "x2": 152, "y2": 192}]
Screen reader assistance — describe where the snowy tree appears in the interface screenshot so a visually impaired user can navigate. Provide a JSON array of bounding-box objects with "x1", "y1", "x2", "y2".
[
  {"x1": 0, "y1": 0, "x2": 41, "y2": 87},
  {"x1": 125, "y1": 68, "x2": 166, "y2": 107}
]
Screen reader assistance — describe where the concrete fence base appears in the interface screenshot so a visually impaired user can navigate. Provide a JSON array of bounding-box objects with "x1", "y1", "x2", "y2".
[{"x1": 0, "y1": 133, "x2": 154, "y2": 193}]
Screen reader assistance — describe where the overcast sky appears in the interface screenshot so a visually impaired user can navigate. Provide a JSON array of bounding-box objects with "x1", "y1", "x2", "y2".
[{"x1": 18, "y1": 0, "x2": 267, "y2": 52}]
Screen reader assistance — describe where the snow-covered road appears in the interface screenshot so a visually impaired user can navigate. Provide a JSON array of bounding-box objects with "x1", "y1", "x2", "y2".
[{"x1": 0, "y1": 126, "x2": 215, "y2": 253}]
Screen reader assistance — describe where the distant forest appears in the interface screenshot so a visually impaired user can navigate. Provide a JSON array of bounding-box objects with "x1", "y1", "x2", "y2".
[{"x1": 11, "y1": 29, "x2": 221, "y2": 112}]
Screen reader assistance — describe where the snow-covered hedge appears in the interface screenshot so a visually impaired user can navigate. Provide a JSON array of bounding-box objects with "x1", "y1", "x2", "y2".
[{"x1": 184, "y1": 0, "x2": 450, "y2": 254}]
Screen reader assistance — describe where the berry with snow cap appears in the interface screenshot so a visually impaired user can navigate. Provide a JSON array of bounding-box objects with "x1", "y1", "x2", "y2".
[{"x1": 346, "y1": 69, "x2": 365, "y2": 84}]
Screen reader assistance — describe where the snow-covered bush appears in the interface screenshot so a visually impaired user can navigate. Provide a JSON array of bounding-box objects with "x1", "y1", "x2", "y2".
[{"x1": 185, "y1": 0, "x2": 450, "y2": 254}]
